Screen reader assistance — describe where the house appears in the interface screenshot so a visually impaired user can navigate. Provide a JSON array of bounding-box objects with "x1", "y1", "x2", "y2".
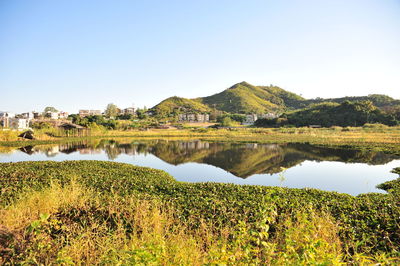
[
  {"x1": 122, "y1": 107, "x2": 136, "y2": 115},
  {"x1": 0, "y1": 112, "x2": 15, "y2": 128},
  {"x1": 45, "y1": 111, "x2": 59, "y2": 119},
  {"x1": 21, "y1": 112, "x2": 35, "y2": 120},
  {"x1": 178, "y1": 113, "x2": 210, "y2": 123},
  {"x1": 9, "y1": 118, "x2": 29, "y2": 130},
  {"x1": 58, "y1": 123, "x2": 91, "y2": 137},
  {"x1": 178, "y1": 114, "x2": 186, "y2": 121},
  {"x1": 58, "y1": 111, "x2": 69, "y2": 119},
  {"x1": 0, "y1": 112, "x2": 15, "y2": 119},
  {"x1": 243, "y1": 114, "x2": 258, "y2": 125},
  {"x1": 196, "y1": 114, "x2": 210, "y2": 123},
  {"x1": 145, "y1": 110, "x2": 155, "y2": 116},
  {"x1": 187, "y1": 114, "x2": 196, "y2": 122},
  {"x1": 259, "y1": 113, "x2": 278, "y2": 119},
  {"x1": 33, "y1": 112, "x2": 41, "y2": 119},
  {"x1": 79, "y1": 110, "x2": 102, "y2": 117}
]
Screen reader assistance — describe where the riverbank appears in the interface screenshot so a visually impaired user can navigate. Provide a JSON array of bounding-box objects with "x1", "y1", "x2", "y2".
[
  {"x1": 2, "y1": 126, "x2": 400, "y2": 154},
  {"x1": 0, "y1": 161, "x2": 399, "y2": 264}
]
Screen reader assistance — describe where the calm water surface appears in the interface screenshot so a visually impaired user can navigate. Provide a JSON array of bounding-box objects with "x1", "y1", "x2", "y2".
[{"x1": 0, "y1": 139, "x2": 399, "y2": 195}]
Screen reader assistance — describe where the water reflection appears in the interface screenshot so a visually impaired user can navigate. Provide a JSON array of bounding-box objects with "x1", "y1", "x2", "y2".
[{"x1": 16, "y1": 140, "x2": 400, "y2": 178}]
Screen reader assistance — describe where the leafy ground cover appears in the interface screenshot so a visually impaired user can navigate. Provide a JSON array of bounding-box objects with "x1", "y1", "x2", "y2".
[{"x1": 0, "y1": 161, "x2": 399, "y2": 264}]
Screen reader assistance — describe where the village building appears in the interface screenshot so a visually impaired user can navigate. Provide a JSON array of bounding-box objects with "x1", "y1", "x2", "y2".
[
  {"x1": 178, "y1": 113, "x2": 210, "y2": 123},
  {"x1": 33, "y1": 112, "x2": 41, "y2": 119},
  {"x1": 196, "y1": 113, "x2": 210, "y2": 123},
  {"x1": 145, "y1": 110, "x2": 155, "y2": 116},
  {"x1": 57, "y1": 123, "x2": 91, "y2": 137},
  {"x1": 242, "y1": 114, "x2": 258, "y2": 125},
  {"x1": 79, "y1": 110, "x2": 102, "y2": 117},
  {"x1": 21, "y1": 112, "x2": 35, "y2": 120},
  {"x1": 121, "y1": 107, "x2": 136, "y2": 115},
  {"x1": 0, "y1": 112, "x2": 15, "y2": 128},
  {"x1": 259, "y1": 112, "x2": 279, "y2": 119},
  {"x1": 45, "y1": 111, "x2": 59, "y2": 119},
  {"x1": 58, "y1": 111, "x2": 69, "y2": 119},
  {"x1": 9, "y1": 118, "x2": 30, "y2": 130}
]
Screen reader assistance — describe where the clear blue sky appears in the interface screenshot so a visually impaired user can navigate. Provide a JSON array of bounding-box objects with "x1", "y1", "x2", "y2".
[{"x1": 1, "y1": 0, "x2": 399, "y2": 113}]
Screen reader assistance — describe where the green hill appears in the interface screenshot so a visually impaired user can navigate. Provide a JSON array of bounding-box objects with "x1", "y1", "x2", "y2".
[
  {"x1": 151, "y1": 81, "x2": 399, "y2": 116},
  {"x1": 199, "y1": 81, "x2": 305, "y2": 113},
  {"x1": 152, "y1": 96, "x2": 212, "y2": 116},
  {"x1": 285, "y1": 101, "x2": 398, "y2": 127}
]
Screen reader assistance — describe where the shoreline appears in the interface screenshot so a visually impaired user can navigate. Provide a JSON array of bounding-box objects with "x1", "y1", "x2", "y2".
[{"x1": 1, "y1": 127, "x2": 400, "y2": 154}]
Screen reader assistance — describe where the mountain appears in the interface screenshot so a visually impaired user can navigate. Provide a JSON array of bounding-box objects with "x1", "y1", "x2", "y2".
[
  {"x1": 151, "y1": 81, "x2": 399, "y2": 115},
  {"x1": 151, "y1": 82, "x2": 306, "y2": 115},
  {"x1": 198, "y1": 81, "x2": 305, "y2": 113},
  {"x1": 152, "y1": 96, "x2": 212, "y2": 116}
]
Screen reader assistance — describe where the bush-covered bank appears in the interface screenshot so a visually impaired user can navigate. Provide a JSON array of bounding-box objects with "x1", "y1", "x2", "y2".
[
  {"x1": 1, "y1": 161, "x2": 399, "y2": 264},
  {"x1": 255, "y1": 101, "x2": 399, "y2": 127},
  {"x1": 1, "y1": 126, "x2": 400, "y2": 154}
]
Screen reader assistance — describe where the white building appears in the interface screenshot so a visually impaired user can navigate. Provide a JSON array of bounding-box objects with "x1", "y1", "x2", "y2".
[
  {"x1": 243, "y1": 114, "x2": 258, "y2": 125},
  {"x1": 122, "y1": 107, "x2": 136, "y2": 115},
  {"x1": 21, "y1": 112, "x2": 35, "y2": 120},
  {"x1": 9, "y1": 118, "x2": 29, "y2": 130},
  {"x1": 79, "y1": 110, "x2": 102, "y2": 117},
  {"x1": 259, "y1": 113, "x2": 279, "y2": 119},
  {"x1": 58, "y1": 111, "x2": 69, "y2": 119},
  {"x1": 45, "y1": 111, "x2": 59, "y2": 119},
  {"x1": 0, "y1": 112, "x2": 15, "y2": 119},
  {"x1": 0, "y1": 112, "x2": 15, "y2": 128},
  {"x1": 178, "y1": 113, "x2": 210, "y2": 123}
]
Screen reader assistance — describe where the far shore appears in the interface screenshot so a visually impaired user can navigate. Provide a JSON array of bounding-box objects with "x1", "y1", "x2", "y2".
[{"x1": 1, "y1": 126, "x2": 400, "y2": 155}]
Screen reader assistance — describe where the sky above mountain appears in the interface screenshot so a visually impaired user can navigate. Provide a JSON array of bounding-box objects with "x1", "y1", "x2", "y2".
[{"x1": 1, "y1": 0, "x2": 399, "y2": 113}]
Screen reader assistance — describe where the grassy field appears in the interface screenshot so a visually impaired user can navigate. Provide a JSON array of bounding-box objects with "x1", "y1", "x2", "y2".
[
  {"x1": 1, "y1": 161, "x2": 399, "y2": 264},
  {"x1": 1, "y1": 125, "x2": 400, "y2": 154}
]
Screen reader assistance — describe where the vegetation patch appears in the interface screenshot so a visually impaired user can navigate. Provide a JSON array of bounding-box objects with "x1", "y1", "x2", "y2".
[{"x1": 0, "y1": 161, "x2": 399, "y2": 264}]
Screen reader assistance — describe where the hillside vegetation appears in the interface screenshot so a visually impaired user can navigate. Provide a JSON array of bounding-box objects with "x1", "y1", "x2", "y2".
[
  {"x1": 284, "y1": 101, "x2": 398, "y2": 127},
  {"x1": 150, "y1": 82, "x2": 399, "y2": 118},
  {"x1": 199, "y1": 82, "x2": 303, "y2": 113},
  {"x1": 0, "y1": 161, "x2": 399, "y2": 264},
  {"x1": 152, "y1": 96, "x2": 212, "y2": 116},
  {"x1": 306, "y1": 94, "x2": 400, "y2": 108}
]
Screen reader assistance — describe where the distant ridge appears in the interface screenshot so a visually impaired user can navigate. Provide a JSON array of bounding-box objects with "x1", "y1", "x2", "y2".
[{"x1": 151, "y1": 82, "x2": 399, "y2": 115}]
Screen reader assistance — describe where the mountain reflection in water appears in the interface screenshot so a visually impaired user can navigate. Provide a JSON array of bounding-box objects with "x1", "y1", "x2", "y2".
[{"x1": 17, "y1": 140, "x2": 400, "y2": 179}]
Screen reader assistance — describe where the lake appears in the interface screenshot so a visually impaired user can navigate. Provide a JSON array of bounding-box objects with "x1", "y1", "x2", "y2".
[{"x1": 1, "y1": 139, "x2": 399, "y2": 195}]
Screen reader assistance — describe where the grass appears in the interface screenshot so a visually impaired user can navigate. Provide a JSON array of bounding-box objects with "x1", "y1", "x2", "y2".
[
  {"x1": 1, "y1": 126, "x2": 400, "y2": 155},
  {"x1": 1, "y1": 161, "x2": 399, "y2": 264}
]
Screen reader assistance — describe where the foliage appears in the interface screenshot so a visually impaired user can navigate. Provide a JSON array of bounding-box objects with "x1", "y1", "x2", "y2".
[
  {"x1": 200, "y1": 82, "x2": 286, "y2": 114},
  {"x1": 0, "y1": 161, "x2": 399, "y2": 264},
  {"x1": 219, "y1": 117, "x2": 234, "y2": 127},
  {"x1": 284, "y1": 101, "x2": 398, "y2": 127},
  {"x1": 116, "y1": 113, "x2": 134, "y2": 120},
  {"x1": 30, "y1": 121, "x2": 53, "y2": 130},
  {"x1": 69, "y1": 114, "x2": 117, "y2": 129},
  {"x1": 306, "y1": 94, "x2": 400, "y2": 108},
  {"x1": 151, "y1": 81, "x2": 400, "y2": 120},
  {"x1": 104, "y1": 103, "x2": 119, "y2": 118},
  {"x1": 43, "y1": 107, "x2": 58, "y2": 113},
  {"x1": 151, "y1": 96, "x2": 212, "y2": 117},
  {"x1": 217, "y1": 113, "x2": 246, "y2": 123}
]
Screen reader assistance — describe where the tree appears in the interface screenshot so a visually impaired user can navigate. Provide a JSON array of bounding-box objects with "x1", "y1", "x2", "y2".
[
  {"x1": 220, "y1": 117, "x2": 233, "y2": 127},
  {"x1": 105, "y1": 103, "x2": 119, "y2": 118},
  {"x1": 44, "y1": 107, "x2": 58, "y2": 113}
]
